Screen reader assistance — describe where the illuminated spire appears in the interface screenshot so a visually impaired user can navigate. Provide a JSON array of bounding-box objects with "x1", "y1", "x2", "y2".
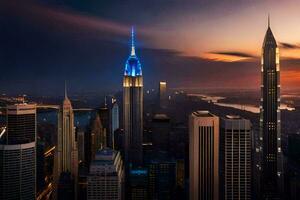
[{"x1": 131, "y1": 26, "x2": 135, "y2": 56}]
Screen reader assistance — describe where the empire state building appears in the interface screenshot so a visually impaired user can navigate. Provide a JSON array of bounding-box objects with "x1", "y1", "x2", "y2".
[
  {"x1": 260, "y1": 18, "x2": 283, "y2": 199},
  {"x1": 123, "y1": 27, "x2": 143, "y2": 166}
]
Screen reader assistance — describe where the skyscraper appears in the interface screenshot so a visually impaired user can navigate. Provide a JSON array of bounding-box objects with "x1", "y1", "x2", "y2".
[
  {"x1": 189, "y1": 111, "x2": 219, "y2": 200},
  {"x1": 0, "y1": 103, "x2": 36, "y2": 200},
  {"x1": 87, "y1": 148, "x2": 124, "y2": 200},
  {"x1": 260, "y1": 18, "x2": 283, "y2": 199},
  {"x1": 111, "y1": 101, "x2": 119, "y2": 149},
  {"x1": 123, "y1": 27, "x2": 143, "y2": 166},
  {"x1": 91, "y1": 113, "x2": 106, "y2": 159},
  {"x1": 220, "y1": 115, "x2": 252, "y2": 200},
  {"x1": 159, "y1": 81, "x2": 168, "y2": 109},
  {"x1": 55, "y1": 86, "x2": 78, "y2": 197}
]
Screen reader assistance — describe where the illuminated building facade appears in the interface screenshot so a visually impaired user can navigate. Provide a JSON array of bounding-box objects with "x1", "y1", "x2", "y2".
[
  {"x1": 0, "y1": 103, "x2": 36, "y2": 200},
  {"x1": 159, "y1": 81, "x2": 168, "y2": 109},
  {"x1": 123, "y1": 27, "x2": 143, "y2": 166},
  {"x1": 189, "y1": 111, "x2": 219, "y2": 200},
  {"x1": 55, "y1": 87, "x2": 78, "y2": 197},
  {"x1": 259, "y1": 18, "x2": 283, "y2": 199}
]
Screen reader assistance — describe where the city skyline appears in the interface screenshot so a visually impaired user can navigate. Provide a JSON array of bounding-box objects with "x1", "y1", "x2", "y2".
[{"x1": 1, "y1": 0, "x2": 300, "y2": 95}]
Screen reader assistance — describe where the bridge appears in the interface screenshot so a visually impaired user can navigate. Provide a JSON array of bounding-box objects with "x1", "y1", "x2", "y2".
[{"x1": 37, "y1": 105, "x2": 94, "y2": 111}]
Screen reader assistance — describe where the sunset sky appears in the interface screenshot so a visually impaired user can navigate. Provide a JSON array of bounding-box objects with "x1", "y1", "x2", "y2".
[{"x1": 1, "y1": 0, "x2": 300, "y2": 95}]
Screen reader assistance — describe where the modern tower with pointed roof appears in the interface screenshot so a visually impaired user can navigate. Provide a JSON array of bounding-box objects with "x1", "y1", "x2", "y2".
[
  {"x1": 259, "y1": 17, "x2": 283, "y2": 199},
  {"x1": 123, "y1": 27, "x2": 143, "y2": 167},
  {"x1": 55, "y1": 84, "x2": 78, "y2": 198}
]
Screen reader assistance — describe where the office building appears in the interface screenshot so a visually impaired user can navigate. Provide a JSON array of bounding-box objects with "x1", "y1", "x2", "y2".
[
  {"x1": 77, "y1": 129, "x2": 85, "y2": 163},
  {"x1": 145, "y1": 151, "x2": 176, "y2": 200},
  {"x1": 159, "y1": 81, "x2": 168, "y2": 109},
  {"x1": 123, "y1": 27, "x2": 143, "y2": 166},
  {"x1": 111, "y1": 102, "x2": 119, "y2": 149},
  {"x1": 129, "y1": 168, "x2": 149, "y2": 200},
  {"x1": 152, "y1": 113, "x2": 171, "y2": 153},
  {"x1": 91, "y1": 113, "x2": 106, "y2": 159},
  {"x1": 87, "y1": 148, "x2": 124, "y2": 200},
  {"x1": 55, "y1": 87, "x2": 78, "y2": 197},
  {"x1": 99, "y1": 103, "x2": 111, "y2": 148},
  {"x1": 220, "y1": 115, "x2": 252, "y2": 200},
  {"x1": 259, "y1": 17, "x2": 283, "y2": 199},
  {"x1": 0, "y1": 103, "x2": 36, "y2": 200},
  {"x1": 189, "y1": 111, "x2": 219, "y2": 200}
]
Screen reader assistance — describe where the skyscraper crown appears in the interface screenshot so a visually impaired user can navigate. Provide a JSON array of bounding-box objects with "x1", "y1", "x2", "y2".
[
  {"x1": 124, "y1": 27, "x2": 142, "y2": 77},
  {"x1": 263, "y1": 16, "x2": 277, "y2": 47}
]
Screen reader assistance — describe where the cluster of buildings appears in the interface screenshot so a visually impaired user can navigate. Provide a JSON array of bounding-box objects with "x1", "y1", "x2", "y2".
[{"x1": 0, "y1": 20, "x2": 295, "y2": 200}]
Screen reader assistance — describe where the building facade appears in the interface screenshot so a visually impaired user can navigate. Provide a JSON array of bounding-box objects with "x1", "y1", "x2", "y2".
[
  {"x1": 159, "y1": 81, "x2": 168, "y2": 109},
  {"x1": 111, "y1": 102, "x2": 119, "y2": 149},
  {"x1": 0, "y1": 103, "x2": 36, "y2": 200},
  {"x1": 87, "y1": 148, "x2": 124, "y2": 200},
  {"x1": 189, "y1": 111, "x2": 219, "y2": 200},
  {"x1": 55, "y1": 88, "x2": 78, "y2": 197},
  {"x1": 123, "y1": 27, "x2": 143, "y2": 166},
  {"x1": 220, "y1": 115, "x2": 252, "y2": 200},
  {"x1": 259, "y1": 19, "x2": 283, "y2": 199}
]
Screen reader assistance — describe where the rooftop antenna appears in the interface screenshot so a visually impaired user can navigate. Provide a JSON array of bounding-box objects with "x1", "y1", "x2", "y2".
[
  {"x1": 131, "y1": 26, "x2": 135, "y2": 56},
  {"x1": 268, "y1": 14, "x2": 270, "y2": 27}
]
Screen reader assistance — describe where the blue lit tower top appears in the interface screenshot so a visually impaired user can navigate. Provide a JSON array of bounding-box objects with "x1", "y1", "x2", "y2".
[{"x1": 124, "y1": 27, "x2": 142, "y2": 77}]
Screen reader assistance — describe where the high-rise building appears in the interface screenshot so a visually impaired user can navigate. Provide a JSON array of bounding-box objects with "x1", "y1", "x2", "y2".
[
  {"x1": 111, "y1": 101, "x2": 119, "y2": 149},
  {"x1": 77, "y1": 129, "x2": 85, "y2": 163},
  {"x1": 220, "y1": 115, "x2": 252, "y2": 200},
  {"x1": 55, "y1": 87, "x2": 78, "y2": 197},
  {"x1": 145, "y1": 151, "x2": 176, "y2": 200},
  {"x1": 129, "y1": 168, "x2": 149, "y2": 200},
  {"x1": 259, "y1": 17, "x2": 283, "y2": 199},
  {"x1": 123, "y1": 27, "x2": 143, "y2": 166},
  {"x1": 91, "y1": 113, "x2": 106, "y2": 159},
  {"x1": 159, "y1": 81, "x2": 168, "y2": 109},
  {"x1": 152, "y1": 113, "x2": 171, "y2": 153},
  {"x1": 189, "y1": 111, "x2": 219, "y2": 200},
  {"x1": 99, "y1": 103, "x2": 111, "y2": 147},
  {"x1": 87, "y1": 148, "x2": 124, "y2": 200},
  {"x1": 0, "y1": 103, "x2": 36, "y2": 200}
]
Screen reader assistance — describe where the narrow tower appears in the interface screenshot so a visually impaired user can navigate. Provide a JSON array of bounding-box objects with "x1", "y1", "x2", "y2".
[
  {"x1": 123, "y1": 27, "x2": 143, "y2": 167},
  {"x1": 260, "y1": 17, "x2": 283, "y2": 199},
  {"x1": 55, "y1": 84, "x2": 78, "y2": 198}
]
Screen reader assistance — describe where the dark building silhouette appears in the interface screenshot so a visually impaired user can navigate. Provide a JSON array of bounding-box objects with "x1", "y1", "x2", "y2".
[
  {"x1": 152, "y1": 114, "x2": 171, "y2": 153},
  {"x1": 259, "y1": 17, "x2": 283, "y2": 199},
  {"x1": 57, "y1": 172, "x2": 75, "y2": 200},
  {"x1": 123, "y1": 27, "x2": 143, "y2": 166}
]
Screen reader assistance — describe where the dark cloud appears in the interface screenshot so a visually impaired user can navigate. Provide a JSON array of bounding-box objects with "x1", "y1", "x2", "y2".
[
  {"x1": 279, "y1": 42, "x2": 300, "y2": 49},
  {"x1": 209, "y1": 51, "x2": 256, "y2": 59}
]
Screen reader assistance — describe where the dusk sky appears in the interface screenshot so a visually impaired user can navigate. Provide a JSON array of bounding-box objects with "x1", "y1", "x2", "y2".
[{"x1": 1, "y1": 0, "x2": 300, "y2": 95}]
